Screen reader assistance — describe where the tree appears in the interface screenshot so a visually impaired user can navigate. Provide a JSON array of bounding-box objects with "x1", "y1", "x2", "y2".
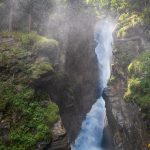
[
  {"x1": 18, "y1": 0, "x2": 53, "y2": 32},
  {"x1": 8, "y1": 0, "x2": 14, "y2": 32}
]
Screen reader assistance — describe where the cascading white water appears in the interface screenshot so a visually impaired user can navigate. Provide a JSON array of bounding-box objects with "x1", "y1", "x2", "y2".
[{"x1": 73, "y1": 20, "x2": 114, "y2": 150}]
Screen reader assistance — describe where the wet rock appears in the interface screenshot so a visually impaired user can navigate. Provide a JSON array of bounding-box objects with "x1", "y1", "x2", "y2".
[
  {"x1": 0, "y1": 121, "x2": 10, "y2": 143},
  {"x1": 107, "y1": 25, "x2": 150, "y2": 149},
  {"x1": 102, "y1": 123, "x2": 114, "y2": 150},
  {"x1": 36, "y1": 141, "x2": 50, "y2": 150},
  {"x1": 0, "y1": 128, "x2": 9, "y2": 143},
  {"x1": 49, "y1": 135, "x2": 70, "y2": 150},
  {"x1": 49, "y1": 120, "x2": 70, "y2": 150},
  {"x1": 0, "y1": 112, "x2": 3, "y2": 120},
  {"x1": 36, "y1": 120, "x2": 70, "y2": 150},
  {"x1": 36, "y1": 17, "x2": 99, "y2": 143},
  {"x1": 58, "y1": 15, "x2": 98, "y2": 143},
  {"x1": 105, "y1": 83, "x2": 144, "y2": 150}
]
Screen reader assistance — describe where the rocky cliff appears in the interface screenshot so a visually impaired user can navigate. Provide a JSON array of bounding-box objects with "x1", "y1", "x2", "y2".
[
  {"x1": 0, "y1": 32, "x2": 62, "y2": 149},
  {"x1": 0, "y1": 11, "x2": 100, "y2": 149},
  {"x1": 103, "y1": 25, "x2": 150, "y2": 150},
  {"x1": 1, "y1": 13, "x2": 149, "y2": 150},
  {"x1": 45, "y1": 12, "x2": 100, "y2": 143}
]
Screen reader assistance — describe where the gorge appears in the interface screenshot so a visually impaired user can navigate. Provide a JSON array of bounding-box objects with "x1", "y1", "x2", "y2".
[
  {"x1": 0, "y1": 0, "x2": 150, "y2": 150},
  {"x1": 73, "y1": 20, "x2": 113, "y2": 150}
]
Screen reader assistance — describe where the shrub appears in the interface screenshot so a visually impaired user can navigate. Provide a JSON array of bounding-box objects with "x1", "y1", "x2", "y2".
[
  {"x1": 124, "y1": 51, "x2": 150, "y2": 119},
  {"x1": 29, "y1": 60, "x2": 53, "y2": 79},
  {"x1": 0, "y1": 81, "x2": 59, "y2": 149}
]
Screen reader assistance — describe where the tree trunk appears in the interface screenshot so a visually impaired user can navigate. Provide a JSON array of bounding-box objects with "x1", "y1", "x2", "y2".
[
  {"x1": 8, "y1": 0, "x2": 13, "y2": 32},
  {"x1": 28, "y1": 13, "x2": 32, "y2": 32}
]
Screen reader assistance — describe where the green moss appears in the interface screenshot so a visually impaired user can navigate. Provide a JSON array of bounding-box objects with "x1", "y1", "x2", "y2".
[
  {"x1": 33, "y1": 36, "x2": 59, "y2": 51},
  {"x1": 0, "y1": 32, "x2": 59, "y2": 149},
  {"x1": 0, "y1": 81, "x2": 59, "y2": 150},
  {"x1": 117, "y1": 13, "x2": 142, "y2": 38},
  {"x1": 0, "y1": 31, "x2": 58, "y2": 51},
  {"x1": 0, "y1": 31, "x2": 58, "y2": 83},
  {"x1": 142, "y1": 7, "x2": 150, "y2": 24},
  {"x1": 109, "y1": 75, "x2": 117, "y2": 84},
  {"x1": 124, "y1": 51, "x2": 150, "y2": 119},
  {"x1": 124, "y1": 78, "x2": 141, "y2": 101},
  {"x1": 30, "y1": 60, "x2": 54, "y2": 79}
]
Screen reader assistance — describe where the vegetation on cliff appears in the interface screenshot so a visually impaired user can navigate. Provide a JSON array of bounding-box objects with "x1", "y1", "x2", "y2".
[
  {"x1": 0, "y1": 0, "x2": 149, "y2": 149},
  {"x1": 113, "y1": 0, "x2": 150, "y2": 38},
  {"x1": 124, "y1": 51, "x2": 150, "y2": 121},
  {"x1": 0, "y1": 32, "x2": 59, "y2": 150},
  {"x1": 84, "y1": 0, "x2": 149, "y2": 38}
]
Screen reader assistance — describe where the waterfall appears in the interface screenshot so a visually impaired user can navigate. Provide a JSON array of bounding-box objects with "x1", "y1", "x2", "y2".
[{"x1": 73, "y1": 20, "x2": 114, "y2": 150}]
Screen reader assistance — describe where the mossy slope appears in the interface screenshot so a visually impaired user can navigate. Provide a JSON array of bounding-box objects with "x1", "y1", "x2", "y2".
[
  {"x1": 0, "y1": 32, "x2": 59, "y2": 150},
  {"x1": 124, "y1": 51, "x2": 150, "y2": 121}
]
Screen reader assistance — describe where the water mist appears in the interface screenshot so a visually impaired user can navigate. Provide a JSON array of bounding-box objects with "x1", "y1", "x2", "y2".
[{"x1": 73, "y1": 20, "x2": 114, "y2": 150}]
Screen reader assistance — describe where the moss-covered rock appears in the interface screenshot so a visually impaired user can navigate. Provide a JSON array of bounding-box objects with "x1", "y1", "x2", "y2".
[
  {"x1": 30, "y1": 60, "x2": 53, "y2": 79},
  {"x1": 124, "y1": 51, "x2": 150, "y2": 120},
  {"x1": 33, "y1": 36, "x2": 58, "y2": 50},
  {"x1": 0, "y1": 31, "x2": 58, "y2": 49},
  {"x1": 117, "y1": 13, "x2": 142, "y2": 38},
  {"x1": 0, "y1": 31, "x2": 59, "y2": 81},
  {"x1": 0, "y1": 82, "x2": 59, "y2": 148},
  {"x1": 0, "y1": 32, "x2": 60, "y2": 150}
]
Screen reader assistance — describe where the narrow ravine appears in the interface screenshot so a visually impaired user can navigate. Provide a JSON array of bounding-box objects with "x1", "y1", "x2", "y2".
[{"x1": 73, "y1": 20, "x2": 114, "y2": 150}]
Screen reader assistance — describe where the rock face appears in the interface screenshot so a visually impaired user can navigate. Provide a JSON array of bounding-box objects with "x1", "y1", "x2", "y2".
[
  {"x1": 104, "y1": 85, "x2": 144, "y2": 150},
  {"x1": 29, "y1": 20, "x2": 150, "y2": 150},
  {"x1": 0, "y1": 32, "x2": 61, "y2": 149},
  {"x1": 46, "y1": 17, "x2": 149, "y2": 148},
  {"x1": 49, "y1": 120, "x2": 70, "y2": 150},
  {"x1": 61, "y1": 14, "x2": 99, "y2": 143},
  {"x1": 103, "y1": 25, "x2": 150, "y2": 150},
  {"x1": 1, "y1": 22, "x2": 149, "y2": 150},
  {"x1": 36, "y1": 36, "x2": 99, "y2": 144},
  {"x1": 43, "y1": 10, "x2": 99, "y2": 143},
  {"x1": 31, "y1": 10, "x2": 99, "y2": 145},
  {"x1": 36, "y1": 120, "x2": 70, "y2": 150}
]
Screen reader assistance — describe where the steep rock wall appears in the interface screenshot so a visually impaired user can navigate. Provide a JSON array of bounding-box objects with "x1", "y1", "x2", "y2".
[
  {"x1": 104, "y1": 25, "x2": 150, "y2": 150},
  {"x1": 37, "y1": 12, "x2": 100, "y2": 144},
  {"x1": 59, "y1": 16, "x2": 99, "y2": 143}
]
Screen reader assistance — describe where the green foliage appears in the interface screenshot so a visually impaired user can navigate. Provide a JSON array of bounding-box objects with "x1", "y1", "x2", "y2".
[
  {"x1": 18, "y1": 32, "x2": 40, "y2": 47},
  {"x1": 33, "y1": 37, "x2": 59, "y2": 50},
  {"x1": 142, "y1": 7, "x2": 150, "y2": 24},
  {"x1": 0, "y1": 81, "x2": 59, "y2": 150},
  {"x1": 30, "y1": 60, "x2": 53, "y2": 79},
  {"x1": 124, "y1": 51, "x2": 150, "y2": 118},
  {"x1": 0, "y1": 31, "x2": 58, "y2": 50},
  {"x1": 86, "y1": 0, "x2": 106, "y2": 5},
  {"x1": 84, "y1": 0, "x2": 130, "y2": 11},
  {"x1": 109, "y1": 75, "x2": 117, "y2": 84},
  {"x1": 0, "y1": 32, "x2": 58, "y2": 82},
  {"x1": 0, "y1": 32, "x2": 59, "y2": 149},
  {"x1": 83, "y1": 0, "x2": 150, "y2": 36},
  {"x1": 117, "y1": 13, "x2": 142, "y2": 37},
  {"x1": 17, "y1": 32, "x2": 58, "y2": 50},
  {"x1": 105, "y1": 0, "x2": 150, "y2": 37},
  {"x1": 124, "y1": 78, "x2": 141, "y2": 100},
  {"x1": 0, "y1": 0, "x2": 4, "y2": 3},
  {"x1": 110, "y1": 0, "x2": 128, "y2": 11},
  {"x1": 0, "y1": 1, "x2": 4, "y2": 8}
]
